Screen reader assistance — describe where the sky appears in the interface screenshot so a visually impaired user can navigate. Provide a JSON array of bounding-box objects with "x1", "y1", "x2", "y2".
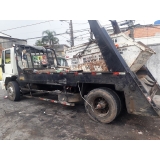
[{"x1": 0, "y1": 20, "x2": 156, "y2": 47}]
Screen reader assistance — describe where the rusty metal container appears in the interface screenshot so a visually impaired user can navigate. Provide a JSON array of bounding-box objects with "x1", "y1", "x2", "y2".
[{"x1": 65, "y1": 33, "x2": 155, "y2": 72}]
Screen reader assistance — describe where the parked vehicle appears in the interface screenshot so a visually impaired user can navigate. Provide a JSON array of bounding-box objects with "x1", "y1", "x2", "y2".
[
  {"x1": 0, "y1": 20, "x2": 160, "y2": 123},
  {"x1": 57, "y1": 56, "x2": 68, "y2": 67}
]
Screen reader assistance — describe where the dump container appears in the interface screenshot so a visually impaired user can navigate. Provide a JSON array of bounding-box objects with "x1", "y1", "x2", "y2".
[{"x1": 65, "y1": 33, "x2": 155, "y2": 72}]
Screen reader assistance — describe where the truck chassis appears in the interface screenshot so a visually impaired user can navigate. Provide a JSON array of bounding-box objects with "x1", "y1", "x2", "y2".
[{"x1": 1, "y1": 20, "x2": 160, "y2": 123}]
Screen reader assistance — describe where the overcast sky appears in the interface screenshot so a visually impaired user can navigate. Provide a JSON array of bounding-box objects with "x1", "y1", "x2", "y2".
[{"x1": 0, "y1": 20, "x2": 156, "y2": 46}]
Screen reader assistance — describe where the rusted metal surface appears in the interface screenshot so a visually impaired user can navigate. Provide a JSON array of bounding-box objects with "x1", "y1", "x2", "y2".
[
  {"x1": 130, "y1": 51, "x2": 153, "y2": 72},
  {"x1": 23, "y1": 95, "x2": 75, "y2": 106},
  {"x1": 24, "y1": 67, "x2": 70, "y2": 74},
  {"x1": 21, "y1": 88, "x2": 61, "y2": 94},
  {"x1": 70, "y1": 60, "x2": 108, "y2": 72},
  {"x1": 128, "y1": 96, "x2": 135, "y2": 113},
  {"x1": 66, "y1": 32, "x2": 155, "y2": 72},
  {"x1": 58, "y1": 93, "x2": 82, "y2": 103},
  {"x1": 66, "y1": 42, "x2": 109, "y2": 72}
]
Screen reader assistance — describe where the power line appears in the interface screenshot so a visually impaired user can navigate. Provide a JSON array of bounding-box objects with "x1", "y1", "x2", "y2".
[
  {"x1": 3, "y1": 21, "x2": 157, "y2": 45},
  {"x1": 2, "y1": 30, "x2": 160, "y2": 45},
  {"x1": 26, "y1": 32, "x2": 68, "y2": 40},
  {"x1": 60, "y1": 20, "x2": 69, "y2": 24},
  {"x1": 0, "y1": 20, "x2": 54, "y2": 32},
  {"x1": 73, "y1": 22, "x2": 88, "y2": 25},
  {"x1": 74, "y1": 32, "x2": 90, "y2": 38},
  {"x1": 58, "y1": 35, "x2": 69, "y2": 40},
  {"x1": 72, "y1": 21, "x2": 131, "y2": 33},
  {"x1": 73, "y1": 28, "x2": 90, "y2": 33},
  {"x1": 0, "y1": 21, "x2": 117, "y2": 40},
  {"x1": 0, "y1": 20, "x2": 135, "y2": 35},
  {"x1": 8, "y1": 26, "x2": 70, "y2": 37}
]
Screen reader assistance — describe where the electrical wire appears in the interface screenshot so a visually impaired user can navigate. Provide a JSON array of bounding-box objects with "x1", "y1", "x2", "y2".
[
  {"x1": 72, "y1": 22, "x2": 125, "y2": 33},
  {"x1": 0, "y1": 32, "x2": 69, "y2": 44},
  {"x1": 2, "y1": 20, "x2": 158, "y2": 45},
  {"x1": 76, "y1": 35, "x2": 91, "y2": 39},
  {"x1": 26, "y1": 32, "x2": 68, "y2": 40},
  {"x1": 60, "y1": 20, "x2": 69, "y2": 24},
  {"x1": 58, "y1": 35, "x2": 69, "y2": 39},
  {"x1": 77, "y1": 83, "x2": 93, "y2": 110},
  {"x1": 3, "y1": 26, "x2": 70, "y2": 37},
  {"x1": 0, "y1": 20, "x2": 135, "y2": 35},
  {"x1": 74, "y1": 32, "x2": 90, "y2": 38},
  {"x1": 0, "y1": 21, "x2": 119, "y2": 39},
  {"x1": 0, "y1": 20, "x2": 54, "y2": 32},
  {"x1": 26, "y1": 30, "x2": 90, "y2": 41},
  {"x1": 73, "y1": 22, "x2": 88, "y2": 25}
]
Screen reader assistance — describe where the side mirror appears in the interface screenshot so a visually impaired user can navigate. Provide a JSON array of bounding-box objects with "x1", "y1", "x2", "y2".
[{"x1": 0, "y1": 64, "x2": 4, "y2": 68}]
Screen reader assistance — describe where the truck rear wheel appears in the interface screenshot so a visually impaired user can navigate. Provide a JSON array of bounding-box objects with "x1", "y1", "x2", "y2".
[
  {"x1": 85, "y1": 88, "x2": 121, "y2": 123},
  {"x1": 7, "y1": 81, "x2": 20, "y2": 101}
]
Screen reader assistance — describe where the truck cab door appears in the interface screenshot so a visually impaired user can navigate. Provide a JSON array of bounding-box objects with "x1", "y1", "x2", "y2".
[
  {"x1": 0, "y1": 51, "x2": 5, "y2": 73},
  {"x1": 1, "y1": 49, "x2": 12, "y2": 82},
  {"x1": 0, "y1": 49, "x2": 15, "y2": 90}
]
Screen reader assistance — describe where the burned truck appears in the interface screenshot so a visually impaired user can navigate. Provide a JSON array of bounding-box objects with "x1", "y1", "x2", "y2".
[{"x1": 0, "y1": 20, "x2": 160, "y2": 124}]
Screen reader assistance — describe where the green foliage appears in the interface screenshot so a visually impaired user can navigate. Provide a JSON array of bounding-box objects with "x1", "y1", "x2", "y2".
[
  {"x1": 35, "y1": 39, "x2": 46, "y2": 46},
  {"x1": 35, "y1": 30, "x2": 59, "y2": 46}
]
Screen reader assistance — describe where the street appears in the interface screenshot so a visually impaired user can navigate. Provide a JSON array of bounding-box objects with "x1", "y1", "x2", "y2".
[{"x1": 0, "y1": 87, "x2": 160, "y2": 140}]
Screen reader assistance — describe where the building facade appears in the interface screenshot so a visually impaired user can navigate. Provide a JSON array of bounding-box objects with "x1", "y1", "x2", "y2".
[
  {"x1": 124, "y1": 25, "x2": 160, "y2": 84},
  {"x1": 53, "y1": 44, "x2": 69, "y2": 57}
]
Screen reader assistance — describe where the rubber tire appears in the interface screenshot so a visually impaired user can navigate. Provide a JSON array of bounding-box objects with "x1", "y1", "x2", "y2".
[
  {"x1": 100, "y1": 87, "x2": 122, "y2": 116},
  {"x1": 85, "y1": 88, "x2": 121, "y2": 124},
  {"x1": 7, "y1": 81, "x2": 20, "y2": 101}
]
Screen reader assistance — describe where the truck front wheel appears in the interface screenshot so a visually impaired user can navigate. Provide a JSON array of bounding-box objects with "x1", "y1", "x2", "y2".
[
  {"x1": 85, "y1": 88, "x2": 121, "y2": 123},
  {"x1": 7, "y1": 81, "x2": 20, "y2": 101}
]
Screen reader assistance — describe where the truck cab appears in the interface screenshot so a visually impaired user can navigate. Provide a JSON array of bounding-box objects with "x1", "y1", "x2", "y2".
[
  {"x1": 0, "y1": 45, "x2": 70, "y2": 90},
  {"x1": 0, "y1": 47, "x2": 18, "y2": 89}
]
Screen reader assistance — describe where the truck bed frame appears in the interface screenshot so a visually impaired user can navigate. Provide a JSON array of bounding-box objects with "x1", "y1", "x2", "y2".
[{"x1": 3, "y1": 20, "x2": 160, "y2": 123}]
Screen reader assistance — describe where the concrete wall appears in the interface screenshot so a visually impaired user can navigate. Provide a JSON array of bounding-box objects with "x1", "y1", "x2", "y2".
[
  {"x1": 54, "y1": 44, "x2": 69, "y2": 57},
  {"x1": 146, "y1": 44, "x2": 160, "y2": 84},
  {"x1": 0, "y1": 38, "x2": 27, "y2": 49},
  {"x1": 135, "y1": 36, "x2": 160, "y2": 45}
]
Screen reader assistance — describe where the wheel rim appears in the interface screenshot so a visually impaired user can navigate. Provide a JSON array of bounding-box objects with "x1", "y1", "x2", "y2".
[
  {"x1": 93, "y1": 97, "x2": 109, "y2": 116},
  {"x1": 7, "y1": 85, "x2": 15, "y2": 99}
]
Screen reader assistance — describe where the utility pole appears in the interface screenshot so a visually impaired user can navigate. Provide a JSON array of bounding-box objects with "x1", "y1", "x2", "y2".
[
  {"x1": 90, "y1": 30, "x2": 93, "y2": 40},
  {"x1": 69, "y1": 20, "x2": 74, "y2": 47},
  {"x1": 120, "y1": 20, "x2": 135, "y2": 40}
]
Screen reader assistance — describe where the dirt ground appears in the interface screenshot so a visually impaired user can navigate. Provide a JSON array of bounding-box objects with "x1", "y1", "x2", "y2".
[{"x1": 0, "y1": 87, "x2": 160, "y2": 140}]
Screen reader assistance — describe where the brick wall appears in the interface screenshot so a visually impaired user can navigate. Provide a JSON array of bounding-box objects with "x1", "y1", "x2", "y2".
[{"x1": 125, "y1": 25, "x2": 160, "y2": 38}]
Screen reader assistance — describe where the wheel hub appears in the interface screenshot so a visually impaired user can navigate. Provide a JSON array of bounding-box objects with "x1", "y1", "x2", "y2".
[
  {"x1": 8, "y1": 86, "x2": 14, "y2": 96},
  {"x1": 95, "y1": 101, "x2": 106, "y2": 109}
]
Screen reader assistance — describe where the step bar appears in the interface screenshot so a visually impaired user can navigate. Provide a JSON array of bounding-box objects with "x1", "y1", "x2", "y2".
[{"x1": 23, "y1": 95, "x2": 75, "y2": 106}]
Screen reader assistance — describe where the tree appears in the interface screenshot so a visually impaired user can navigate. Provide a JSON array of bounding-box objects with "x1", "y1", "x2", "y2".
[
  {"x1": 35, "y1": 39, "x2": 46, "y2": 46},
  {"x1": 42, "y1": 30, "x2": 59, "y2": 47}
]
